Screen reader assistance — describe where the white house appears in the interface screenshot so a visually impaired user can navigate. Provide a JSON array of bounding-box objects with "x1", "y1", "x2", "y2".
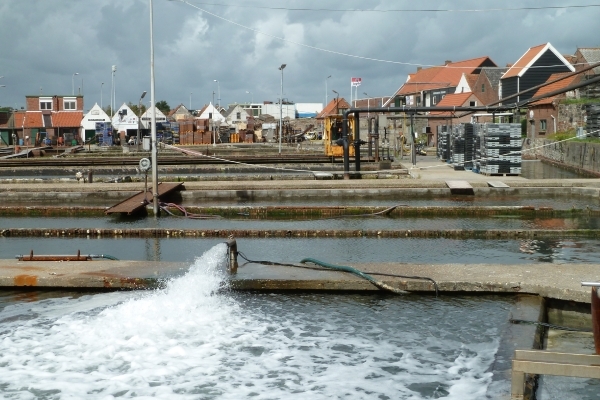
[
  {"x1": 197, "y1": 102, "x2": 227, "y2": 124},
  {"x1": 140, "y1": 105, "x2": 168, "y2": 129},
  {"x1": 80, "y1": 103, "x2": 111, "y2": 141},
  {"x1": 111, "y1": 103, "x2": 139, "y2": 137}
]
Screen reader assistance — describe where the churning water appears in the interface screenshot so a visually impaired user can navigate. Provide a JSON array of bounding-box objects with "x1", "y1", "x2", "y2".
[{"x1": 0, "y1": 244, "x2": 515, "y2": 399}]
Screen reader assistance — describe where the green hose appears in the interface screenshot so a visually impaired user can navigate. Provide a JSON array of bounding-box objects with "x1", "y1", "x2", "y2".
[
  {"x1": 89, "y1": 254, "x2": 120, "y2": 260},
  {"x1": 300, "y1": 257, "x2": 408, "y2": 295}
]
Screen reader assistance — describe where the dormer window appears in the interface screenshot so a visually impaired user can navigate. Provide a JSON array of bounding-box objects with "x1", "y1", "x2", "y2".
[
  {"x1": 40, "y1": 97, "x2": 52, "y2": 110},
  {"x1": 64, "y1": 97, "x2": 76, "y2": 110}
]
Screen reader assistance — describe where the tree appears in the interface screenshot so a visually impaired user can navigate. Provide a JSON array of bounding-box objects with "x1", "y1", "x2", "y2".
[
  {"x1": 128, "y1": 102, "x2": 147, "y2": 117},
  {"x1": 155, "y1": 100, "x2": 170, "y2": 115}
]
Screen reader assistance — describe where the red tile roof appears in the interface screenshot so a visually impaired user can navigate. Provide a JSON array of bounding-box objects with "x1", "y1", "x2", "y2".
[
  {"x1": 502, "y1": 43, "x2": 547, "y2": 79},
  {"x1": 316, "y1": 98, "x2": 351, "y2": 118},
  {"x1": 16, "y1": 111, "x2": 44, "y2": 128},
  {"x1": 389, "y1": 56, "x2": 496, "y2": 101},
  {"x1": 52, "y1": 111, "x2": 83, "y2": 127},
  {"x1": 430, "y1": 93, "x2": 482, "y2": 116},
  {"x1": 529, "y1": 73, "x2": 581, "y2": 106}
]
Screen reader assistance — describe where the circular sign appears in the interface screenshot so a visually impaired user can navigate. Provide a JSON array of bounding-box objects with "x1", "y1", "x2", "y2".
[{"x1": 139, "y1": 158, "x2": 151, "y2": 172}]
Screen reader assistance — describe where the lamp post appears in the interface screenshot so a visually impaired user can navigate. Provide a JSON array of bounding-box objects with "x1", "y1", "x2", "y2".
[
  {"x1": 214, "y1": 79, "x2": 220, "y2": 108},
  {"x1": 212, "y1": 91, "x2": 216, "y2": 147},
  {"x1": 137, "y1": 91, "x2": 147, "y2": 149},
  {"x1": 72, "y1": 73, "x2": 79, "y2": 96},
  {"x1": 278, "y1": 63, "x2": 286, "y2": 154},
  {"x1": 146, "y1": 0, "x2": 159, "y2": 216},
  {"x1": 111, "y1": 65, "x2": 117, "y2": 117},
  {"x1": 325, "y1": 75, "x2": 331, "y2": 106},
  {"x1": 246, "y1": 91, "x2": 253, "y2": 103},
  {"x1": 100, "y1": 82, "x2": 104, "y2": 108},
  {"x1": 363, "y1": 92, "x2": 370, "y2": 118},
  {"x1": 190, "y1": 92, "x2": 192, "y2": 110}
]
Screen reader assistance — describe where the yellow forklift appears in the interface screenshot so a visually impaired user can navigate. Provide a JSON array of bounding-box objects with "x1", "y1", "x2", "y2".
[{"x1": 323, "y1": 115, "x2": 355, "y2": 157}]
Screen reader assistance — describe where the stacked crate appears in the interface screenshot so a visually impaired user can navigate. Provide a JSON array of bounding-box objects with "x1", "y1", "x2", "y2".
[
  {"x1": 478, "y1": 123, "x2": 522, "y2": 175},
  {"x1": 436, "y1": 125, "x2": 450, "y2": 161},
  {"x1": 451, "y1": 125, "x2": 465, "y2": 170},
  {"x1": 585, "y1": 104, "x2": 600, "y2": 137}
]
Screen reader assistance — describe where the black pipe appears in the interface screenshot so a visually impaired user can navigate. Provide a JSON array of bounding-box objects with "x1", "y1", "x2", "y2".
[
  {"x1": 342, "y1": 113, "x2": 350, "y2": 179},
  {"x1": 354, "y1": 113, "x2": 361, "y2": 173}
]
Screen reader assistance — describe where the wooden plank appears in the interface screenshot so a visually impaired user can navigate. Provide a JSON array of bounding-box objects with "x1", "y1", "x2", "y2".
[
  {"x1": 515, "y1": 350, "x2": 600, "y2": 365},
  {"x1": 512, "y1": 360, "x2": 600, "y2": 379},
  {"x1": 105, "y1": 182, "x2": 184, "y2": 215},
  {"x1": 445, "y1": 180, "x2": 474, "y2": 195},
  {"x1": 445, "y1": 180, "x2": 473, "y2": 190},
  {"x1": 488, "y1": 181, "x2": 510, "y2": 188}
]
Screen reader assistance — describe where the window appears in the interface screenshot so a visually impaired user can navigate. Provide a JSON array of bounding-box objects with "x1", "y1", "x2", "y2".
[
  {"x1": 236, "y1": 112, "x2": 241, "y2": 119},
  {"x1": 540, "y1": 119, "x2": 547, "y2": 131},
  {"x1": 39, "y1": 97, "x2": 52, "y2": 110},
  {"x1": 64, "y1": 97, "x2": 76, "y2": 110},
  {"x1": 469, "y1": 101, "x2": 477, "y2": 107},
  {"x1": 481, "y1": 84, "x2": 485, "y2": 93}
]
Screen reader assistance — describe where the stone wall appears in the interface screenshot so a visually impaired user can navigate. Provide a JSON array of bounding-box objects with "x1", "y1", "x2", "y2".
[
  {"x1": 523, "y1": 138, "x2": 600, "y2": 176},
  {"x1": 557, "y1": 103, "x2": 587, "y2": 132}
]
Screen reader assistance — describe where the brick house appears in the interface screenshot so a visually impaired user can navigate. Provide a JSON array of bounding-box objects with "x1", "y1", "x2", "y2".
[
  {"x1": 526, "y1": 73, "x2": 580, "y2": 138},
  {"x1": 7, "y1": 95, "x2": 84, "y2": 146}
]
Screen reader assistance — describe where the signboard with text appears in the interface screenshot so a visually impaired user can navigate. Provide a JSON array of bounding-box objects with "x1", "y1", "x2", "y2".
[{"x1": 351, "y1": 77, "x2": 362, "y2": 87}]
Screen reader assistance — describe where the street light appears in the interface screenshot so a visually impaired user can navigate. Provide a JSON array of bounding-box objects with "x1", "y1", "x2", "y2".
[
  {"x1": 137, "y1": 90, "x2": 147, "y2": 149},
  {"x1": 278, "y1": 63, "x2": 286, "y2": 154},
  {"x1": 214, "y1": 79, "x2": 220, "y2": 108},
  {"x1": 363, "y1": 92, "x2": 370, "y2": 118},
  {"x1": 100, "y1": 82, "x2": 104, "y2": 108},
  {"x1": 246, "y1": 91, "x2": 253, "y2": 103},
  {"x1": 148, "y1": 0, "x2": 158, "y2": 216},
  {"x1": 325, "y1": 75, "x2": 331, "y2": 105},
  {"x1": 190, "y1": 92, "x2": 192, "y2": 110},
  {"x1": 72, "y1": 72, "x2": 79, "y2": 95},
  {"x1": 111, "y1": 65, "x2": 117, "y2": 117}
]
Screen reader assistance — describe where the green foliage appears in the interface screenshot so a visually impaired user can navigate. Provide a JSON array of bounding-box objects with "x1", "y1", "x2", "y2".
[
  {"x1": 155, "y1": 100, "x2": 170, "y2": 114},
  {"x1": 561, "y1": 97, "x2": 600, "y2": 105},
  {"x1": 521, "y1": 119, "x2": 527, "y2": 137},
  {"x1": 549, "y1": 129, "x2": 576, "y2": 141}
]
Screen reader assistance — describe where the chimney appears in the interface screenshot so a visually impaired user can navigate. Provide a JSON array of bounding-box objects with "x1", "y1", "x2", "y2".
[
  {"x1": 416, "y1": 67, "x2": 422, "y2": 72},
  {"x1": 445, "y1": 60, "x2": 452, "y2": 65}
]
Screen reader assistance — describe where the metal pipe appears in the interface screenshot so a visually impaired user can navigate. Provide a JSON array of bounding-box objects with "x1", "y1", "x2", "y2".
[
  {"x1": 226, "y1": 238, "x2": 238, "y2": 274},
  {"x1": 354, "y1": 112, "x2": 361, "y2": 172},
  {"x1": 149, "y1": 0, "x2": 159, "y2": 216}
]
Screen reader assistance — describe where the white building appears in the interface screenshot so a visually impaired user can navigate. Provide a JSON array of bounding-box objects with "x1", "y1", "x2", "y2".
[
  {"x1": 140, "y1": 105, "x2": 168, "y2": 129},
  {"x1": 111, "y1": 103, "x2": 139, "y2": 137},
  {"x1": 295, "y1": 103, "x2": 323, "y2": 118},
  {"x1": 262, "y1": 103, "x2": 295, "y2": 120},
  {"x1": 80, "y1": 103, "x2": 111, "y2": 141},
  {"x1": 197, "y1": 102, "x2": 226, "y2": 124}
]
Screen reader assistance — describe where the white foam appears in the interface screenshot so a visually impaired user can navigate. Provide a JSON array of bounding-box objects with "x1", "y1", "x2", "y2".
[{"x1": 0, "y1": 244, "x2": 502, "y2": 399}]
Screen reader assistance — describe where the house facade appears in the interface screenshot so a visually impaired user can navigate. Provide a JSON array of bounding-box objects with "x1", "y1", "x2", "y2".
[
  {"x1": 526, "y1": 73, "x2": 581, "y2": 138},
  {"x1": 500, "y1": 42, "x2": 575, "y2": 104}
]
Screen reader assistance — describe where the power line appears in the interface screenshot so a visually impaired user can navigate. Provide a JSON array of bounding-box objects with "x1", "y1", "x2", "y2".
[
  {"x1": 169, "y1": 0, "x2": 595, "y2": 70},
  {"x1": 179, "y1": 2, "x2": 600, "y2": 13}
]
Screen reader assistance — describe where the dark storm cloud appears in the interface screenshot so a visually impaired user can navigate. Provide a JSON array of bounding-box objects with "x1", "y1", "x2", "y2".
[{"x1": 0, "y1": 0, "x2": 598, "y2": 111}]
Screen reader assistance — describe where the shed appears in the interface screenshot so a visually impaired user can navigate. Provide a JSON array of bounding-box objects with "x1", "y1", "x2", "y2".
[
  {"x1": 500, "y1": 43, "x2": 575, "y2": 104},
  {"x1": 81, "y1": 103, "x2": 111, "y2": 142}
]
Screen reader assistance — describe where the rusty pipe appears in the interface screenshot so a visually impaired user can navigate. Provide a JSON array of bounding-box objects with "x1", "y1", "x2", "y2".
[
  {"x1": 225, "y1": 238, "x2": 238, "y2": 274},
  {"x1": 581, "y1": 282, "x2": 600, "y2": 354}
]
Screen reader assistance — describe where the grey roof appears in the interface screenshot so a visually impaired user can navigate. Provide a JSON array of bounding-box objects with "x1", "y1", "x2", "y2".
[
  {"x1": 481, "y1": 67, "x2": 508, "y2": 91},
  {"x1": 578, "y1": 48, "x2": 600, "y2": 74}
]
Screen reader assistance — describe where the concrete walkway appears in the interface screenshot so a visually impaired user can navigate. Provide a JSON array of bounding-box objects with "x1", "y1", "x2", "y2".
[{"x1": 0, "y1": 258, "x2": 594, "y2": 304}]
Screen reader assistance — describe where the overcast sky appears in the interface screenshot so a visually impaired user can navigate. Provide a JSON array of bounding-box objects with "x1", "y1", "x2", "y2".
[{"x1": 0, "y1": 0, "x2": 598, "y2": 112}]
